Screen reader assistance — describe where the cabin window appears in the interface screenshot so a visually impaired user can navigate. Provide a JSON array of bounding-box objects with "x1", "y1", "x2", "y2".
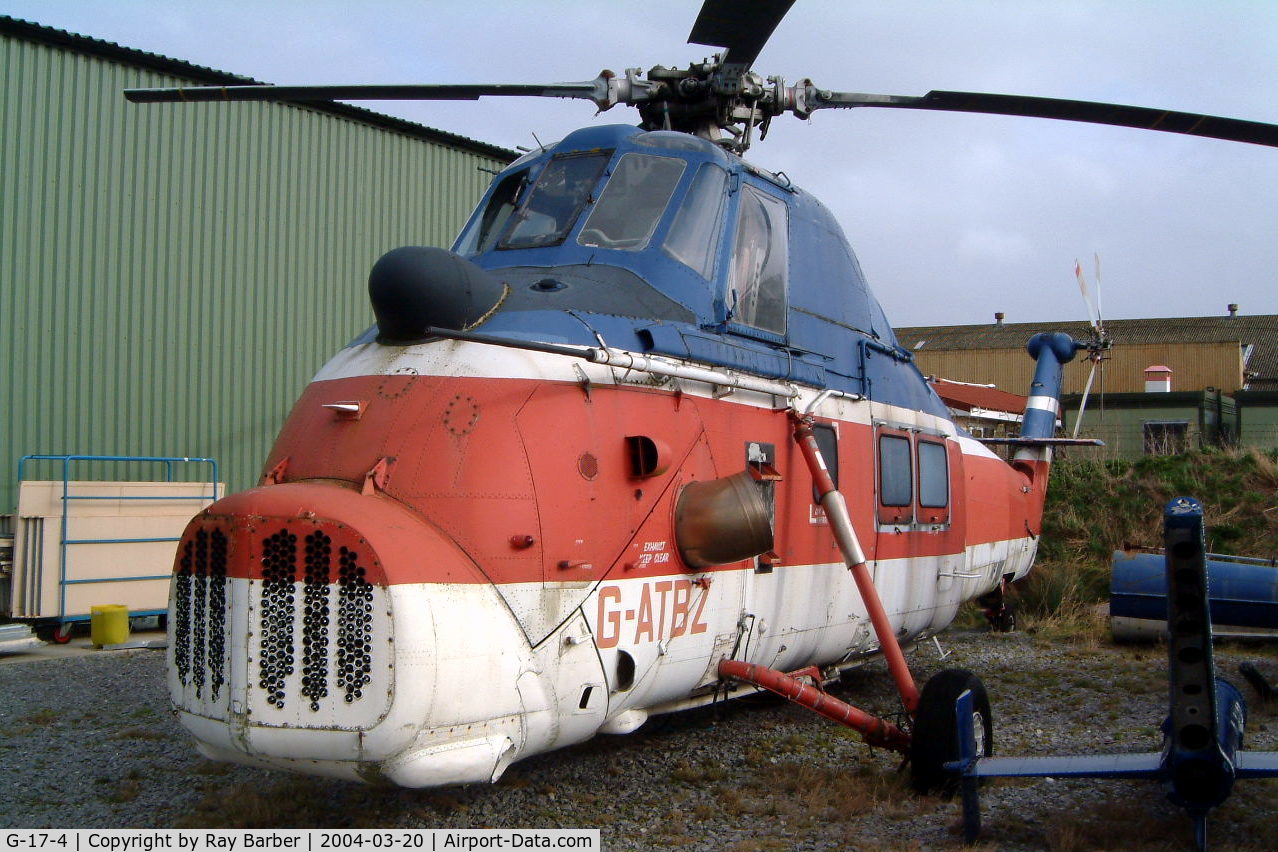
[
  {"x1": 578, "y1": 153, "x2": 685, "y2": 251},
  {"x1": 456, "y1": 168, "x2": 529, "y2": 256},
  {"x1": 728, "y1": 185, "x2": 788, "y2": 335},
  {"x1": 917, "y1": 440, "x2": 949, "y2": 508},
  {"x1": 878, "y1": 433, "x2": 913, "y2": 524},
  {"x1": 810, "y1": 423, "x2": 839, "y2": 503},
  {"x1": 917, "y1": 439, "x2": 950, "y2": 523},
  {"x1": 501, "y1": 152, "x2": 610, "y2": 249},
  {"x1": 663, "y1": 163, "x2": 728, "y2": 278}
]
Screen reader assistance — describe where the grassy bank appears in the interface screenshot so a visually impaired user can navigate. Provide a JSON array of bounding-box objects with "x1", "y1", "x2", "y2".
[{"x1": 1008, "y1": 447, "x2": 1278, "y2": 633}]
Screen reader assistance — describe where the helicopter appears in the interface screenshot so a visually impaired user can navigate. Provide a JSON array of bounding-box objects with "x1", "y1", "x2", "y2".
[{"x1": 124, "y1": 0, "x2": 1278, "y2": 791}]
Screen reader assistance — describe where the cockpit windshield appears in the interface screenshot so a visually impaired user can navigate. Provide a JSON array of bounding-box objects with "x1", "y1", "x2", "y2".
[
  {"x1": 457, "y1": 169, "x2": 528, "y2": 255},
  {"x1": 577, "y1": 153, "x2": 685, "y2": 251},
  {"x1": 458, "y1": 146, "x2": 700, "y2": 258},
  {"x1": 500, "y1": 152, "x2": 610, "y2": 249}
]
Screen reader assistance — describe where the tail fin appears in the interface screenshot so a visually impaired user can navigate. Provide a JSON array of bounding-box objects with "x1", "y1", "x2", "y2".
[
  {"x1": 1003, "y1": 332, "x2": 1085, "y2": 492},
  {"x1": 1018, "y1": 332, "x2": 1082, "y2": 443},
  {"x1": 974, "y1": 332, "x2": 1095, "y2": 500}
]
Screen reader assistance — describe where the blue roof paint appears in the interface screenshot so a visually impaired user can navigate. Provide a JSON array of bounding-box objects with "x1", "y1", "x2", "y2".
[{"x1": 380, "y1": 123, "x2": 949, "y2": 416}]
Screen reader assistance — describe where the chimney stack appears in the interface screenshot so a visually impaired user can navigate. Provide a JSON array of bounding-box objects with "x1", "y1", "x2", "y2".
[
  {"x1": 1227, "y1": 303, "x2": 1238, "y2": 317},
  {"x1": 994, "y1": 312, "x2": 1004, "y2": 327},
  {"x1": 1144, "y1": 365, "x2": 1173, "y2": 393}
]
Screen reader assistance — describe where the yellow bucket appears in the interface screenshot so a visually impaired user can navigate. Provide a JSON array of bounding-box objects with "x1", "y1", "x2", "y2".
[{"x1": 90, "y1": 604, "x2": 130, "y2": 646}]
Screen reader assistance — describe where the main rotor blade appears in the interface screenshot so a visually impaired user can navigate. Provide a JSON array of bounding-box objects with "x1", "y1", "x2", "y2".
[
  {"x1": 810, "y1": 89, "x2": 1278, "y2": 148},
  {"x1": 688, "y1": 0, "x2": 796, "y2": 69},
  {"x1": 125, "y1": 81, "x2": 606, "y2": 105}
]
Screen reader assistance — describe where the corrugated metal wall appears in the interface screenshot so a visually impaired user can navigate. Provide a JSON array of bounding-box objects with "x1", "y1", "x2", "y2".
[
  {"x1": 1060, "y1": 395, "x2": 1225, "y2": 459},
  {"x1": 1, "y1": 32, "x2": 507, "y2": 509},
  {"x1": 912, "y1": 340, "x2": 1245, "y2": 397}
]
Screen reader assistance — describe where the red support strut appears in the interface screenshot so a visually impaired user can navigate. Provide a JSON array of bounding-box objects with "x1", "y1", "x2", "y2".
[
  {"x1": 717, "y1": 659, "x2": 910, "y2": 752},
  {"x1": 791, "y1": 413, "x2": 920, "y2": 715}
]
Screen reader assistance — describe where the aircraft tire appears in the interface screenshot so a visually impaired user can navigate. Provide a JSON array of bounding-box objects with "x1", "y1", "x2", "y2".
[{"x1": 909, "y1": 668, "x2": 992, "y2": 795}]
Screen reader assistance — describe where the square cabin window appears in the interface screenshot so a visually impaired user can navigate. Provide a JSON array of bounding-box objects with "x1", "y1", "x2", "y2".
[
  {"x1": 809, "y1": 423, "x2": 839, "y2": 504},
  {"x1": 728, "y1": 185, "x2": 788, "y2": 335},
  {"x1": 878, "y1": 434, "x2": 913, "y2": 524},
  {"x1": 918, "y1": 440, "x2": 949, "y2": 508},
  {"x1": 917, "y1": 439, "x2": 950, "y2": 524}
]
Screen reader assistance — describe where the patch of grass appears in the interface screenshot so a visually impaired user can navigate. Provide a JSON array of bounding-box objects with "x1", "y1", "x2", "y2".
[
  {"x1": 670, "y1": 760, "x2": 728, "y2": 783},
  {"x1": 715, "y1": 761, "x2": 910, "y2": 824},
  {"x1": 111, "y1": 726, "x2": 169, "y2": 741},
  {"x1": 1041, "y1": 796, "x2": 1185, "y2": 851},
  {"x1": 101, "y1": 779, "x2": 141, "y2": 804},
  {"x1": 192, "y1": 761, "x2": 233, "y2": 776},
  {"x1": 1006, "y1": 448, "x2": 1278, "y2": 647},
  {"x1": 174, "y1": 777, "x2": 400, "y2": 828},
  {"x1": 725, "y1": 838, "x2": 790, "y2": 852},
  {"x1": 18, "y1": 708, "x2": 57, "y2": 726},
  {"x1": 1042, "y1": 449, "x2": 1278, "y2": 571}
]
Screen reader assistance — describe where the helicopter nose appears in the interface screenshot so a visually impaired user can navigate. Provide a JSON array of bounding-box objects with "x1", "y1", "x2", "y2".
[
  {"x1": 168, "y1": 482, "x2": 491, "y2": 750},
  {"x1": 368, "y1": 245, "x2": 509, "y2": 342}
]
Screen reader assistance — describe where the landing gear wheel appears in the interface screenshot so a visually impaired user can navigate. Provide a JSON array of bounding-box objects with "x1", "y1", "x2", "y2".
[
  {"x1": 990, "y1": 608, "x2": 1016, "y2": 633},
  {"x1": 977, "y1": 586, "x2": 1016, "y2": 633},
  {"x1": 909, "y1": 668, "x2": 992, "y2": 795}
]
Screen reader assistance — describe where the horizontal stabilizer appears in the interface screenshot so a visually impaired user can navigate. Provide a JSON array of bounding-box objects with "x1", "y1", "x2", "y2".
[
  {"x1": 1235, "y1": 751, "x2": 1278, "y2": 779},
  {"x1": 960, "y1": 752, "x2": 1162, "y2": 779},
  {"x1": 977, "y1": 437, "x2": 1104, "y2": 447}
]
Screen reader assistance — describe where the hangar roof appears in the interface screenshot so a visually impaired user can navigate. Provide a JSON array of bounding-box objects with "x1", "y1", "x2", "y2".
[
  {"x1": 897, "y1": 313, "x2": 1278, "y2": 389},
  {"x1": 0, "y1": 14, "x2": 518, "y2": 164}
]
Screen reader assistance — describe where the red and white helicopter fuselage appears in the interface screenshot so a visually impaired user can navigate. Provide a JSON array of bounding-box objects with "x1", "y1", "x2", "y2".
[
  {"x1": 127, "y1": 0, "x2": 1275, "y2": 796},
  {"x1": 169, "y1": 335, "x2": 1049, "y2": 786}
]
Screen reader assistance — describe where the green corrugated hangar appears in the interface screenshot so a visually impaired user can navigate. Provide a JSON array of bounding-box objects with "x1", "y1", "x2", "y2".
[{"x1": 0, "y1": 16, "x2": 514, "y2": 510}]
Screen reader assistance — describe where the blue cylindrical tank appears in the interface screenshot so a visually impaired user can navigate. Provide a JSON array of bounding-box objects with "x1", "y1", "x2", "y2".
[{"x1": 1111, "y1": 550, "x2": 1278, "y2": 642}]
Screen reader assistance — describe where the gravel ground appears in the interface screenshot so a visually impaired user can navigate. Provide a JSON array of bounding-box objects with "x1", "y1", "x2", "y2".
[{"x1": 3, "y1": 628, "x2": 1277, "y2": 851}]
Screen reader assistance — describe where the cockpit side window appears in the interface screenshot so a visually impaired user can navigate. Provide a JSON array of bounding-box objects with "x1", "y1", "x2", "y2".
[
  {"x1": 729, "y1": 185, "x2": 788, "y2": 335},
  {"x1": 456, "y1": 169, "x2": 529, "y2": 256},
  {"x1": 501, "y1": 152, "x2": 610, "y2": 250},
  {"x1": 662, "y1": 163, "x2": 728, "y2": 279},
  {"x1": 578, "y1": 153, "x2": 685, "y2": 251}
]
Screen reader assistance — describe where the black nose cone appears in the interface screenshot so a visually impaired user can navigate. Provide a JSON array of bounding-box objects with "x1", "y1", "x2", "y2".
[{"x1": 368, "y1": 246, "x2": 508, "y2": 343}]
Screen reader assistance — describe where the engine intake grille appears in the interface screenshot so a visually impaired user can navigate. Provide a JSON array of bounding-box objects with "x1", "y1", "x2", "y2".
[
  {"x1": 173, "y1": 528, "x2": 229, "y2": 700},
  {"x1": 171, "y1": 512, "x2": 387, "y2": 727}
]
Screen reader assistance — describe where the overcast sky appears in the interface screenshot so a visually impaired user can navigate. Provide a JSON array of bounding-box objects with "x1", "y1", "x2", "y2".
[{"x1": 5, "y1": 0, "x2": 1277, "y2": 327}]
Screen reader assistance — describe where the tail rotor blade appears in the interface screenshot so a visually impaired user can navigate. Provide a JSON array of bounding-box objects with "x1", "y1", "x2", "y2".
[
  {"x1": 1093, "y1": 253, "x2": 1105, "y2": 338},
  {"x1": 1075, "y1": 259, "x2": 1101, "y2": 331}
]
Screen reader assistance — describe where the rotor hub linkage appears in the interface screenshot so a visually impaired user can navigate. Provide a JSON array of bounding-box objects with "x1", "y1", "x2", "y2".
[{"x1": 626, "y1": 59, "x2": 815, "y2": 152}]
